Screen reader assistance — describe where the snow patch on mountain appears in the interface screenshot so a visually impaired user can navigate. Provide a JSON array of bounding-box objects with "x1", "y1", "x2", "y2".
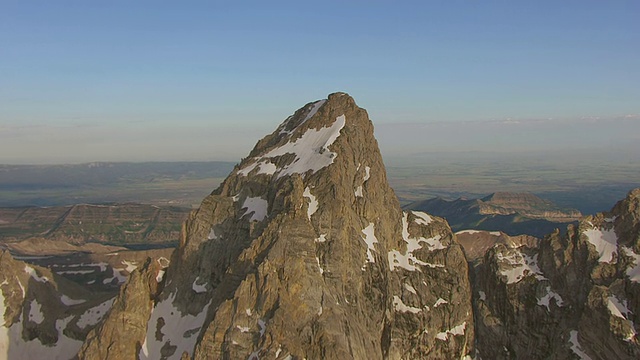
[
  {"x1": 496, "y1": 249, "x2": 545, "y2": 284},
  {"x1": 393, "y1": 296, "x2": 421, "y2": 314},
  {"x1": 361, "y1": 223, "x2": 378, "y2": 264},
  {"x1": 77, "y1": 298, "x2": 115, "y2": 329},
  {"x1": 140, "y1": 292, "x2": 211, "y2": 360},
  {"x1": 435, "y1": 322, "x2": 467, "y2": 341},
  {"x1": 537, "y1": 286, "x2": 564, "y2": 310},
  {"x1": 239, "y1": 114, "x2": 346, "y2": 179},
  {"x1": 303, "y1": 187, "x2": 318, "y2": 220},
  {"x1": 61, "y1": 295, "x2": 86, "y2": 306},
  {"x1": 241, "y1": 197, "x2": 268, "y2": 222},
  {"x1": 388, "y1": 212, "x2": 445, "y2": 271},
  {"x1": 583, "y1": 227, "x2": 618, "y2": 263}
]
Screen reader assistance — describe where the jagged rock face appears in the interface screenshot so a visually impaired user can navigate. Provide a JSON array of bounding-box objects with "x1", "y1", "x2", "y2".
[
  {"x1": 0, "y1": 251, "x2": 116, "y2": 359},
  {"x1": 474, "y1": 188, "x2": 640, "y2": 359},
  {"x1": 80, "y1": 93, "x2": 474, "y2": 359},
  {"x1": 455, "y1": 230, "x2": 539, "y2": 262}
]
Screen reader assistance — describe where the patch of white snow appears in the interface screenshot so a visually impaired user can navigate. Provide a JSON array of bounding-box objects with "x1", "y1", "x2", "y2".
[
  {"x1": 241, "y1": 197, "x2": 268, "y2": 222},
  {"x1": 122, "y1": 260, "x2": 138, "y2": 273},
  {"x1": 241, "y1": 115, "x2": 346, "y2": 179},
  {"x1": 28, "y1": 300, "x2": 44, "y2": 324},
  {"x1": 361, "y1": 223, "x2": 378, "y2": 263},
  {"x1": 77, "y1": 298, "x2": 115, "y2": 329},
  {"x1": 435, "y1": 322, "x2": 467, "y2": 341},
  {"x1": 156, "y1": 269, "x2": 166, "y2": 283},
  {"x1": 303, "y1": 187, "x2": 318, "y2": 220},
  {"x1": 433, "y1": 298, "x2": 448, "y2": 308},
  {"x1": 569, "y1": 330, "x2": 593, "y2": 360},
  {"x1": 388, "y1": 212, "x2": 445, "y2": 271},
  {"x1": 24, "y1": 265, "x2": 49, "y2": 283},
  {"x1": 496, "y1": 249, "x2": 545, "y2": 284},
  {"x1": 583, "y1": 228, "x2": 618, "y2": 263},
  {"x1": 316, "y1": 257, "x2": 324, "y2": 275},
  {"x1": 192, "y1": 277, "x2": 207, "y2": 293},
  {"x1": 392, "y1": 296, "x2": 422, "y2": 314},
  {"x1": 537, "y1": 286, "x2": 564, "y2": 310},
  {"x1": 456, "y1": 230, "x2": 481, "y2": 235},
  {"x1": 61, "y1": 295, "x2": 86, "y2": 306},
  {"x1": 413, "y1": 211, "x2": 432, "y2": 225},
  {"x1": 140, "y1": 292, "x2": 211, "y2": 360},
  {"x1": 404, "y1": 283, "x2": 417, "y2": 294},
  {"x1": 363, "y1": 166, "x2": 371, "y2": 181}
]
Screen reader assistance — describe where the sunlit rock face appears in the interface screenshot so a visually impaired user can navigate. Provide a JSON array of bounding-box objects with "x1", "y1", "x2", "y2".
[
  {"x1": 79, "y1": 93, "x2": 474, "y2": 360},
  {"x1": 473, "y1": 188, "x2": 640, "y2": 359}
]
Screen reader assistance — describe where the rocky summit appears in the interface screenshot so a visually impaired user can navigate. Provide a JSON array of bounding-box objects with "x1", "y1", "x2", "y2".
[{"x1": 78, "y1": 93, "x2": 474, "y2": 359}]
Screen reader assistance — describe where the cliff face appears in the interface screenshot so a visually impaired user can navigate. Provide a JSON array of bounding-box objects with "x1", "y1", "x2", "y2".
[
  {"x1": 474, "y1": 189, "x2": 640, "y2": 359},
  {"x1": 79, "y1": 93, "x2": 474, "y2": 359}
]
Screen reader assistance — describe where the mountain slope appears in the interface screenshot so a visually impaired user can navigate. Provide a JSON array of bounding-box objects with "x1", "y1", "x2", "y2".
[
  {"x1": 79, "y1": 93, "x2": 474, "y2": 359},
  {"x1": 0, "y1": 251, "x2": 116, "y2": 359},
  {"x1": 406, "y1": 192, "x2": 581, "y2": 238},
  {"x1": 473, "y1": 188, "x2": 640, "y2": 359}
]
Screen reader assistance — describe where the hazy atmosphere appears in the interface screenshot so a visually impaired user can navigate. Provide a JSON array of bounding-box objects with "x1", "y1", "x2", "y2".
[{"x1": 2, "y1": 1, "x2": 638, "y2": 164}]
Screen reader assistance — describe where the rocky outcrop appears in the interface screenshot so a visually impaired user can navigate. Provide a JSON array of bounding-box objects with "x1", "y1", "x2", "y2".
[
  {"x1": 78, "y1": 258, "x2": 163, "y2": 360},
  {"x1": 406, "y1": 192, "x2": 581, "y2": 238},
  {"x1": 474, "y1": 188, "x2": 640, "y2": 359},
  {"x1": 0, "y1": 250, "x2": 116, "y2": 359},
  {"x1": 80, "y1": 93, "x2": 474, "y2": 359},
  {"x1": 455, "y1": 230, "x2": 538, "y2": 262}
]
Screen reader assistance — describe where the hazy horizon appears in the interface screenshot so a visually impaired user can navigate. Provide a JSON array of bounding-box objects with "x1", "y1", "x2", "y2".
[{"x1": 1, "y1": 1, "x2": 638, "y2": 164}]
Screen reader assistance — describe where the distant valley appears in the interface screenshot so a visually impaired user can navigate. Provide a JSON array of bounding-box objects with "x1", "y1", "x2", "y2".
[{"x1": 405, "y1": 192, "x2": 581, "y2": 238}]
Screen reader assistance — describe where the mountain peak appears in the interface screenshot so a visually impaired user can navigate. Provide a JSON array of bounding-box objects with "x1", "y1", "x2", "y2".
[
  {"x1": 80, "y1": 93, "x2": 475, "y2": 360},
  {"x1": 235, "y1": 91, "x2": 367, "y2": 180}
]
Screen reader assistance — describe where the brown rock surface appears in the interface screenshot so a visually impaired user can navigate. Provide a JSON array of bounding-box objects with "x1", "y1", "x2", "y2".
[
  {"x1": 474, "y1": 188, "x2": 640, "y2": 359},
  {"x1": 79, "y1": 93, "x2": 474, "y2": 359}
]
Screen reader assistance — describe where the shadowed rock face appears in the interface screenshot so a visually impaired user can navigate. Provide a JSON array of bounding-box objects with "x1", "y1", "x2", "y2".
[
  {"x1": 79, "y1": 93, "x2": 474, "y2": 359},
  {"x1": 0, "y1": 250, "x2": 117, "y2": 359},
  {"x1": 473, "y1": 188, "x2": 640, "y2": 359}
]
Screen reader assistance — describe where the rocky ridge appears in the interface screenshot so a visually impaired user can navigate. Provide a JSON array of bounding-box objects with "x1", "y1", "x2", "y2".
[
  {"x1": 0, "y1": 250, "x2": 117, "y2": 359},
  {"x1": 473, "y1": 188, "x2": 640, "y2": 359},
  {"x1": 79, "y1": 93, "x2": 474, "y2": 359}
]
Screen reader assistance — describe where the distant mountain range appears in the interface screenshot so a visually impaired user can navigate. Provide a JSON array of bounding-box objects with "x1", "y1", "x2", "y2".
[{"x1": 404, "y1": 192, "x2": 581, "y2": 238}]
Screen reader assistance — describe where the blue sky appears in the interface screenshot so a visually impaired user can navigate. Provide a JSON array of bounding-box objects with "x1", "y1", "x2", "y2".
[{"x1": 1, "y1": 1, "x2": 638, "y2": 163}]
